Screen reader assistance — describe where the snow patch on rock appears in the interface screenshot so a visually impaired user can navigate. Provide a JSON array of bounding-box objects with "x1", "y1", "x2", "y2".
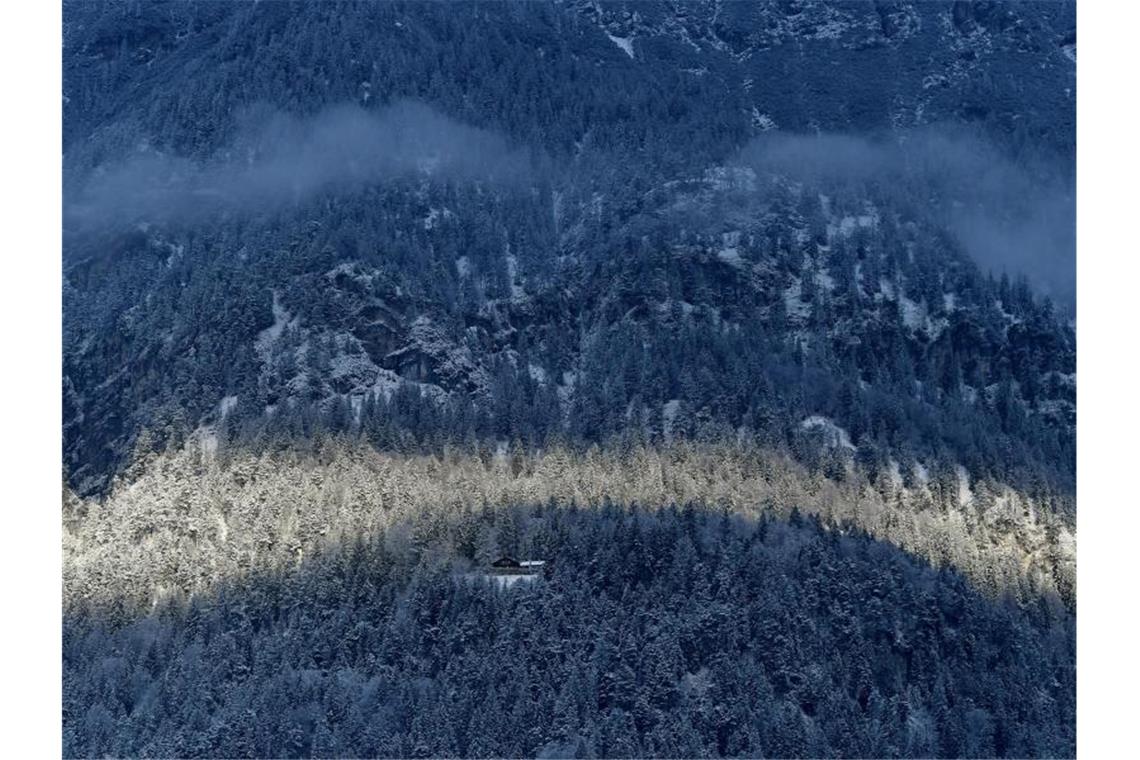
[
  {"x1": 956, "y1": 464, "x2": 974, "y2": 507},
  {"x1": 717, "y1": 231, "x2": 744, "y2": 266},
  {"x1": 455, "y1": 256, "x2": 471, "y2": 278},
  {"x1": 255, "y1": 290, "x2": 296, "y2": 362},
  {"x1": 830, "y1": 212, "x2": 878, "y2": 240},
  {"x1": 801, "y1": 415, "x2": 856, "y2": 451},
  {"x1": 751, "y1": 108, "x2": 777, "y2": 131},
  {"x1": 423, "y1": 206, "x2": 453, "y2": 230},
  {"x1": 219, "y1": 395, "x2": 238, "y2": 419},
  {"x1": 783, "y1": 278, "x2": 812, "y2": 320},
  {"x1": 607, "y1": 33, "x2": 635, "y2": 58},
  {"x1": 506, "y1": 253, "x2": 527, "y2": 301}
]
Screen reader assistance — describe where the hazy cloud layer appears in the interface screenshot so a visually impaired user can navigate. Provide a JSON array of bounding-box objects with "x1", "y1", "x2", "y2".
[
  {"x1": 738, "y1": 129, "x2": 1076, "y2": 308},
  {"x1": 65, "y1": 101, "x2": 531, "y2": 231}
]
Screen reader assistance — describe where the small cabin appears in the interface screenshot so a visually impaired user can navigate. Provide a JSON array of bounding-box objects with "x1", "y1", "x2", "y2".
[{"x1": 489, "y1": 556, "x2": 547, "y2": 576}]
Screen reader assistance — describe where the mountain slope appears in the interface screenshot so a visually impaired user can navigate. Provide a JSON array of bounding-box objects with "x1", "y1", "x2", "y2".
[
  {"x1": 65, "y1": 503, "x2": 1074, "y2": 758},
  {"x1": 62, "y1": 0, "x2": 1077, "y2": 499},
  {"x1": 62, "y1": 4, "x2": 1077, "y2": 757}
]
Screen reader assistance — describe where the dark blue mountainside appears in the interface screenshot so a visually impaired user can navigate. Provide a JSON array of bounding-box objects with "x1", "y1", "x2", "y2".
[
  {"x1": 63, "y1": 0, "x2": 1075, "y2": 499},
  {"x1": 62, "y1": 3, "x2": 1077, "y2": 758}
]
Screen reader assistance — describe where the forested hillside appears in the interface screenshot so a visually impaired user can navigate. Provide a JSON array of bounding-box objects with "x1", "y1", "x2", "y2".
[
  {"x1": 65, "y1": 504, "x2": 1074, "y2": 758},
  {"x1": 62, "y1": 1, "x2": 1077, "y2": 757},
  {"x1": 63, "y1": 0, "x2": 1076, "y2": 500}
]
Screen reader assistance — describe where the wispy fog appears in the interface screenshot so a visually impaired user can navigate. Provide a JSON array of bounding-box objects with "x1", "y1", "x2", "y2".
[
  {"x1": 65, "y1": 100, "x2": 531, "y2": 231},
  {"x1": 738, "y1": 129, "x2": 1076, "y2": 308}
]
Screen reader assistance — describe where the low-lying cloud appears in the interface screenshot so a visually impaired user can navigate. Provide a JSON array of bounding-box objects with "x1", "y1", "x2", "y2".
[
  {"x1": 65, "y1": 100, "x2": 532, "y2": 231},
  {"x1": 738, "y1": 128, "x2": 1075, "y2": 309}
]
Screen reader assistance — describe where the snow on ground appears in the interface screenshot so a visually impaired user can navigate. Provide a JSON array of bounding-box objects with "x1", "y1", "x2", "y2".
[
  {"x1": 899, "y1": 294, "x2": 925, "y2": 329},
  {"x1": 899, "y1": 294, "x2": 949, "y2": 339},
  {"x1": 422, "y1": 206, "x2": 453, "y2": 230},
  {"x1": 214, "y1": 512, "x2": 229, "y2": 544},
  {"x1": 800, "y1": 415, "x2": 856, "y2": 451},
  {"x1": 528, "y1": 363, "x2": 547, "y2": 384},
  {"x1": 942, "y1": 292, "x2": 957, "y2": 312},
  {"x1": 830, "y1": 212, "x2": 878, "y2": 240},
  {"x1": 887, "y1": 458, "x2": 904, "y2": 489},
  {"x1": 491, "y1": 574, "x2": 539, "y2": 589},
  {"x1": 956, "y1": 464, "x2": 974, "y2": 507},
  {"x1": 557, "y1": 370, "x2": 578, "y2": 409},
  {"x1": 717, "y1": 231, "x2": 744, "y2": 266},
  {"x1": 460, "y1": 572, "x2": 539, "y2": 589},
  {"x1": 455, "y1": 256, "x2": 471, "y2": 278},
  {"x1": 750, "y1": 108, "x2": 777, "y2": 131},
  {"x1": 198, "y1": 428, "x2": 219, "y2": 460},
  {"x1": 783, "y1": 278, "x2": 812, "y2": 320},
  {"x1": 913, "y1": 461, "x2": 930, "y2": 486},
  {"x1": 995, "y1": 300, "x2": 1023, "y2": 326},
  {"x1": 369, "y1": 368, "x2": 414, "y2": 400},
  {"x1": 219, "y1": 395, "x2": 238, "y2": 419},
  {"x1": 255, "y1": 290, "x2": 295, "y2": 362},
  {"x1": 607, "y1": 33, "x2": 635, "y2": 58},
  {"x1": 506, "y1": 253, "x2": 527, "y2": 301}
]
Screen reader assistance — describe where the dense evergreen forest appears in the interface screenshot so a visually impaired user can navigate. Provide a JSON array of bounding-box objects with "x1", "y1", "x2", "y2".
[
  {"x1": 62, "y1": 2, "x2": 1077, "y2": 757},
  {"x1": 63, "y1": 0, "x2": 1076, "y2": 501},
  {"x1": 64, "y1": 506, "x2": 1074, "y2": 758}
]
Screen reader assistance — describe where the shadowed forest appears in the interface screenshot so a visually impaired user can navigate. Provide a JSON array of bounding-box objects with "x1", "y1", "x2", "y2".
[{"x1": 64, "y1": 504, "x2": 1074, "y2": 758}]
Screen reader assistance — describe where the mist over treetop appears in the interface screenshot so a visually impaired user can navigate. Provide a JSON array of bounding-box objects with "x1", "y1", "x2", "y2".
[
  {"x1": 737, "y1": 127, "x2": 1075, "y2": 307},
  {"x1": 64, "y1": 100, "x2": 534, "y2": 232}
]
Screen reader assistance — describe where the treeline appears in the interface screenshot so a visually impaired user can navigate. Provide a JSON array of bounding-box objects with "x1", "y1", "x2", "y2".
[
  {"x1": 66, "y1": 441, "x2": 1074, "y2": 623},
  {"x1": 63, "y1": 504, "x2": 1075, "y2": 758}
]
